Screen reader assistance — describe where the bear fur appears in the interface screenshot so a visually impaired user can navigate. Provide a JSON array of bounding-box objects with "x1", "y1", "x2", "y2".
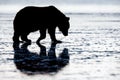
[{"x1": 13, "y1": 6, "x2": 70, "y2": 43}]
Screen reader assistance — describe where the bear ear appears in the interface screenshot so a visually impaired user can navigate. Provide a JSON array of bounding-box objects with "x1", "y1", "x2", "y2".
[{"x1": 66, "y1": 17, "x2": 70, "y2": 21}]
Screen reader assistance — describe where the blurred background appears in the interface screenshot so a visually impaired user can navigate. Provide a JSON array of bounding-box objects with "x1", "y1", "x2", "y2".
[{"x1": 0, "y1": 0, "x2": 120, "y2": 13}]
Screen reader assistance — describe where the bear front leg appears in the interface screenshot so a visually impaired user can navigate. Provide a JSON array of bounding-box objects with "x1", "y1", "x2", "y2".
[
  {"x1": 36, "y1": 29, "x2": 46, "y2": 43},
  {"x1": 48, "y1": 28, "x2": 62, "y2": 43}
]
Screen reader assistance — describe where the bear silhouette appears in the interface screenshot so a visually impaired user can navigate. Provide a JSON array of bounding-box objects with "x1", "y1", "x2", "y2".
[{"x1": 13, "y1": 6, "x2": 70, "y2": 43}]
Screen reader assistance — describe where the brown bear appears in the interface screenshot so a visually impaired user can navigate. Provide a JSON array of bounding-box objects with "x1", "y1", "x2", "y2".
[{"x1": 13, "y1": 6, "x2": 70, "y2": 43}]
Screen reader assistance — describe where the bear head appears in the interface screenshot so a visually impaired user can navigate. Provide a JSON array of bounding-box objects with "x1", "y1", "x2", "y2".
[{"x1": 58, "y1": 17, "x2": 70, "y2": 36}]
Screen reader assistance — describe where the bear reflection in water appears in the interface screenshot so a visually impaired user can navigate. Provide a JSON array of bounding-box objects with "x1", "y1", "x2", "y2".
[{"x1": 13, "y1": 42, "x2": 69, "y2": 74}]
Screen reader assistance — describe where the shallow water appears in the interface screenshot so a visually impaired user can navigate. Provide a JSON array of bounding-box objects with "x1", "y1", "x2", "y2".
[{"x1": 0, "y1": 12, "x2": 120, "y2": 80}]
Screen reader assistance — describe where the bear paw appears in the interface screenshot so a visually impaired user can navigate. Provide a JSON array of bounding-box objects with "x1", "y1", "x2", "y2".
[{"x1": 52, "y1": 40, "x2": 62, "y2": 43}]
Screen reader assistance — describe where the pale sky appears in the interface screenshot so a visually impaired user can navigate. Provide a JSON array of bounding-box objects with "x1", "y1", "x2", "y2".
[
  {"x1": 0, "y1": 0, "x2": 120, "y2": 13},
  {"x1": 0, "y1": 0, "x2": 120, "y2": 5}
]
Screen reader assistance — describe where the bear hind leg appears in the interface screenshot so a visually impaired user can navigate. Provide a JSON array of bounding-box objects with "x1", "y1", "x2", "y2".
[
  {"x1": 13, "y1": 32, "x2": 20, "y2": 43},
  {"x1": 21, "y1": 33, "x2": 31, "y2": 43},
  {"x1": 36, "y1": 30, "x2": 46, "y2": 43}
]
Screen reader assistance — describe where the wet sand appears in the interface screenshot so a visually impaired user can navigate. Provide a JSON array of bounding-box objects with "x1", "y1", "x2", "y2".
[{"x1": 0, "y1": 13, "x2": 120, "y2": 80}]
